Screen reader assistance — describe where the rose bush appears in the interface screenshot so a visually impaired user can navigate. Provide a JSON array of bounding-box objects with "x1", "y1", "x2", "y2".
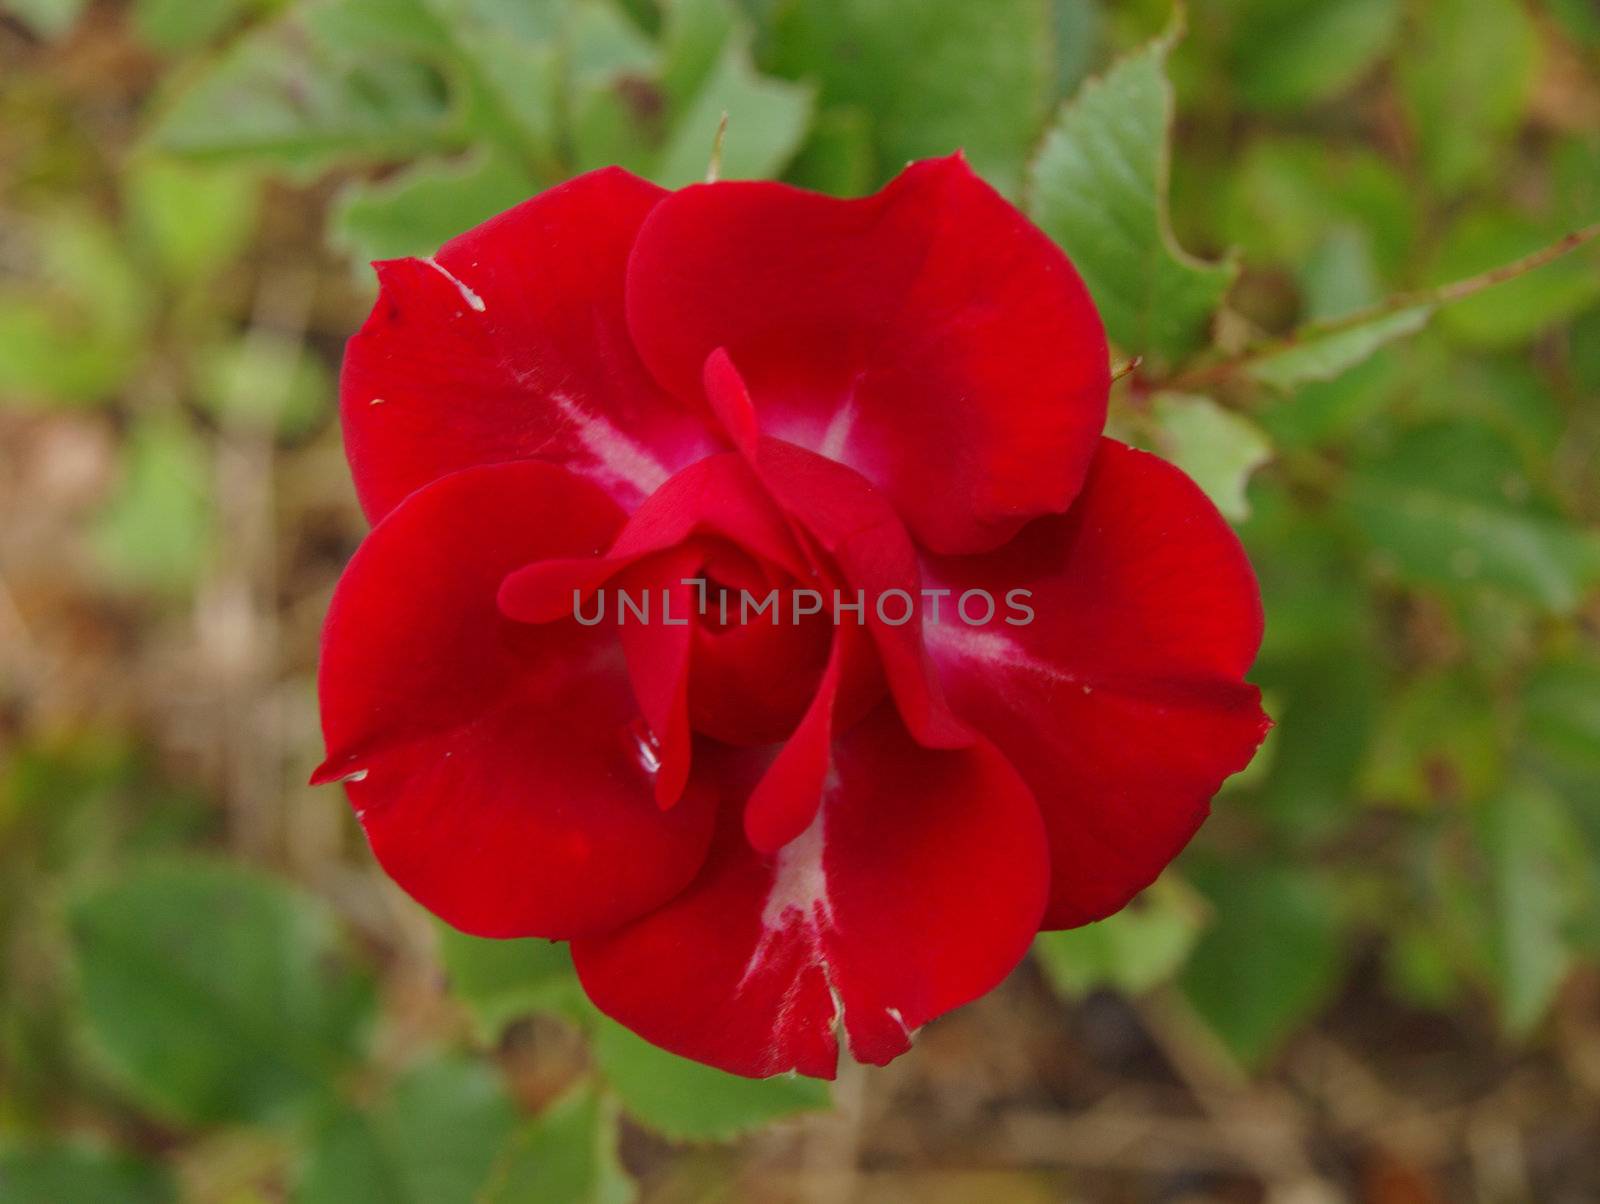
[{"x1": 314, "y1": 155, "x2": 1269, "y2": 1079}]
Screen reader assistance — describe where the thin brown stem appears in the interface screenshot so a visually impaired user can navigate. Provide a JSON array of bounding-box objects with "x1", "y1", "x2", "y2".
[{"x1": 1163, "y1": 221, "x2": 1600, "y2": 392}]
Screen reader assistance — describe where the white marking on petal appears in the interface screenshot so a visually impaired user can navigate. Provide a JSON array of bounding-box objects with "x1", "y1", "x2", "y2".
[
  {"x1": 821, "y1": 971, "x2": 845, "y2": 1040},
  {"x1": 760, "y1": 804, "x2": 833, "y2": 932},
  {"x1": 341, "y1": 768, "x2": 369, "y2": 783},
  {"x1": 740, "y1": 780, "x2": 865, "y2": 1074},
  {"x1": 739, "y1": 775, "x2": 924, "y2": 1071},
  {"x1": 885, "y1": 1006, "x2": 913, "y2": 1042},
  {"x1": 740, "y1": 803, "x2": 833, "y2": 995},
  {"x1": 817, "y1": 398, "x2": 857, "y2": 461},
  {"x1": 421, "y1": 256, "x2": 486, "y2": 312},
  {"x1": 552, "y1": 391, "x2": 671, "y2": 497},
  {"x1": 922, "y1": 622, "x2": 1084, "y2": 687}
]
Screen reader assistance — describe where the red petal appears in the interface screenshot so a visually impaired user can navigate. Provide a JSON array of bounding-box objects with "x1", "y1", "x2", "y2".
[
  {"x1": 625, "y1": 155, "x2": 1109, "y2": 554},
  {"x1": 740, "y1": 623, "x2": 862, "y2": 854},
  {"x1": 497, "y1": 452, "x2": 809, "y2": 624},
  {"x1": 496, "y1": 451, "x2": 873, "y2": 754},
  {"x1": 702, "y1": 347, "x2": 759, "y2": 457},
  {"x1": 614, "y1": 551, "x2": 700, "y2": 810},
  {"x1": 315, "y1": 462, "x2": 717, "y2": 938},
  {"x1": 922, "y1": 439, "x2": 1270, "y2": 929},
  {"x1": 609, "y1": 452, "x2": 806, "y2": 572},
  {"x1": 571, "y1": 707, "x2": 1048, "y2": 1078},
  {"x1": 685, "y1": 557, "x2": 842, "y2": 748},
  {"x1": 752, "y1": 437, "x2": 969, "y2": 749},
  {"x1": 342, "y1": 168, "x2": 717, "y2": 523}
]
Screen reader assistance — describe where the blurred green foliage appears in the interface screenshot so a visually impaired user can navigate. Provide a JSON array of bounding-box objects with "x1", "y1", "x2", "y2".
[{"x1": 3, "y1": 0, "x2": 1600, "y2": 1198}]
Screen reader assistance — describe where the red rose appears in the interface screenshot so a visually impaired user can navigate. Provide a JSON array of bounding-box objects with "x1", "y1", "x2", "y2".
[{"x1": 315, "y1": 156, "x2": 1269, "y2": 1078}]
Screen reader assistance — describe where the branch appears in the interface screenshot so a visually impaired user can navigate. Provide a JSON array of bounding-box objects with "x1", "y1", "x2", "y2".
[{"x1": 1164, "y1": 221, "x2": 1600, "y2": 392}]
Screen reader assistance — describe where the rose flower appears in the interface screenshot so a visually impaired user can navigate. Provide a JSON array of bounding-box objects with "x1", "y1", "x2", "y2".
[{"x1": 314, "y1": 156, "x2": 1269, "y2": 1079}]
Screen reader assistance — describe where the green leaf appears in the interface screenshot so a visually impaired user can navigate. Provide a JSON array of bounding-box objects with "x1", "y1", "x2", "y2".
[
  {"x1": 1034, "y1": 875, "x2": 1206, "y2": 996},
  {"x1": 1402, "y1": 347, "x2": 1566, "y2": 463},
  {"x1": 1524, "y1": 654, "x2": 1600, "y2": 783},
  {"x1": 0, "y1": 1144, "x2": 175, "y2": 1204},
  {"x1": 1358, "y1": 670, "x2": 1505, "y2": 806},
  {"x1": 90, "y1": 416, "x2": 215, "y2": 593},
  {"x1": 1343, "y1": 422, "x2": 1600, "y2": 614},
  {"x1": 422, "y1": 0, "x2": 565, "y2": 166},
  {"x1": 1242, "y1": 488, "x2": 1370, "y2": 659},
  {"x1": 1145, "y1": 392, "x2": 1271, "y2": 522},
  {"x1": 333, "y1": 151, "x2": 536, "y2": 263},
  {"x1": 298, "y1": 1058, "x2": 516, "y2": 1204},
  {"x1": 1219, "y1": 137, "x2": 1416, "y2": 276},
  {"x1": 655, "y1": 34, "x2": 812, "y2": 186},
  {"x1": 1029, "y1": 24, "x2": 1236, "y2": 365},
  {"x1": 772, "y1": 0, "x2": 1054, "y2": 196},
  {"x1": 436, "y1": 925, "x2": 588, "y2": 1039},
  {"x1": 146, "y1": 12, "x2": 455, "y2": 171},
  {"x1": 36, "y1": 211, "x2": 148, "y2": 336},
  {"x1": 568, "y1": 0, "x2": 660, "y2": 81},
  {"x1": 194, "y1": 333, "x2": 334, "y2": 437},
  {"x1": 69, "y1": 859, "x2": 371, "y2": 1125},
  {"x1": 1383, "y1": 920, "x2": 1463, "y2": 1012},
  {"x1": 613, "y1": 0, "x2": 661, "y2": 36},
  {"x1": 565, "y1": 0, "x2": 670, "y2": 176},
  {"x1": 1180, "y1": 862, "x2": 1343, "y2": 1066},
  {"x1": 570, "y1": 83, "x2": 663, "y2": 177},
  {"x1": 463, "y1": 42, "x2": 565, "y2": 166},
  {"x1": 1237, "y1": 505, "x2": 1375, "y2": 835},
  {"x1": 1, "y1": 0, "x2": 87, "y2": 38},
  {"x1": 124, "y1": 157, "x2": 260, "y2": 283},
  {"x1": 562, "y1": 0, "x2": 809, "y2": 186},
  {"x1": 1256, "y1": 349, "x2": 1400, "y2": 450},
  {"x1": 1297, "y1": 224, "x2": 1383, "y2": 321},
  {"x1": 1431, "y1": 211, "x2": 1600, "y2": 350},
  {"x1": 1547, "y1": 0, "x2": 1600, "y2": 46},
  {"x1": 593, "y1": 1016, "x2": 830, "y2": 1140},
  {"x1": 1476, "y1": 783, "x2": 1583, "y2": 1034},
  {"x1": 784, "y1": 105, "x2": 876, "y2": 195},
  {"x1": 0, "y1": 211, "x2": 147, "y2": 407},
  {"x1": 0, "y1": 302, "x2": 133, "y2": 409},
  {"x1": 1522, "y1": 654, "x2": 1600, "y2": 861},
  {"x1": 133, "y1": 0, "x2": 261, "y2": 51},
  {"x1": 484, "y1": 1083, "x2": 633, "y2": 1204},
  {"x1": 658, "y1": 0, "x2": 740, "y2": 109},
  {"x1": 1572, "y1": 307, "x2": 1600, "y2": 397},
  {"x1": 1223, "y1": 0, "x2": 1399, "y2": 111},
  {"x1": 423, "y1": 0, "x2": 567, "y2": 44},
  {"x1": 1398, "y1": 0, "x2": 1538, "y2": 194},
  {"x1": 1247, "y1": 305, "x2": 1434, "y2": 393},
  {"x1": 1255, "y1": 653, "x2": 1379, "y2": 837},
  {"x1": 1456, "y1": 590, "x2": 1544, "y2": 676},
  {"x1": 308, "y1": 0, "x2": 452, "y2": 54},
  {"x1": 1049, "y1": 0, "x2": 1104, "y2": 104}
]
